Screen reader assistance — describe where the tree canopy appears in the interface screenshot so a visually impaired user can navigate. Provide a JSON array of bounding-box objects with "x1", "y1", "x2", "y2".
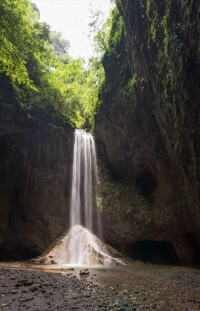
[
  {"x1": 0, "y1": 0, "x2": 50, "y2": 88},
  {"x1": 0, "y1": 0, "x2": 115, "y2": 129}
]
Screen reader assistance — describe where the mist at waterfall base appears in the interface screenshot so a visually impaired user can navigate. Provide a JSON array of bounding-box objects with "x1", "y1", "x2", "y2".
[{"x1": 39, "y1": 129, "x2": 124, "y2": 266}]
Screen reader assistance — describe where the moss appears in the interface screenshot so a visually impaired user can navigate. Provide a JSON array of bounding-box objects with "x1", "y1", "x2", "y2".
[
  {"x1": 107, "y1": 7, "x2": 125, "y2": 53},
  {"x1": 121, "y1": 74, "x2": 137, "y2": 97},
  {"x1": 97, "y1": 162, "x2": 150, "y2": 235}
]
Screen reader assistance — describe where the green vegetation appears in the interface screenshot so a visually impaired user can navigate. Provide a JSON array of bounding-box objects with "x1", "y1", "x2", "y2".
[
  {"x1": 0, "y1": 0, "x2": 48, "y2": 89},
  {"x1": 108, "y1": 7, "x2": 125, "y2": 51},
  {"x1": 121, "y1": 75, "x2": 137, "y2": 96},
  {"x1": 97, "y1": 161, "x2": 149, "y2": 235},
  {"x1": 37, "y1": 57, "x2": 104, "y2": 129},
  {"x1": 49, "y1": 31, "x2": 70, "y2": 59},
  {"x1": 89, "y1": 5, "x2": 125, "y2": 57},
  {"x1": 0, "y1": 0, "x2": 106, "y2": 129}
]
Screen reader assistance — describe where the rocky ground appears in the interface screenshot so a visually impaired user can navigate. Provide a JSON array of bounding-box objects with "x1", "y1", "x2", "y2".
[{"x1": 0, "y1": 263, "x2": 200, "y2": 311}]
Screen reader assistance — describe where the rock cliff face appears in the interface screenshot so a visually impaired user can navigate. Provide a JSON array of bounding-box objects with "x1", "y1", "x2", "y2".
[
  {"x1": 96, "y1": 0, "x2": 200, "y2": 265},
  {"x1": 0, "y1": 1, "x2": 199, "y2": 267},
  {"x1": 0, "y1": 75, "x2": 74, "y2": 259}
]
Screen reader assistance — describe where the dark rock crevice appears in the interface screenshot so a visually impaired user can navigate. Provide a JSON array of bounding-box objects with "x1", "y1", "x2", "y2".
[{"x1": 123, "y1": 240, "x2": 180, "y2": 265}]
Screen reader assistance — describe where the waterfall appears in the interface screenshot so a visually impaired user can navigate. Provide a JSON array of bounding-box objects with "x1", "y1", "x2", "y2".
[
  {"x1": 64, "y1": 129, "x2": 124, "y2": 265},
  {"x1": 70, "y1": 129, "x2": 101, "y2": 235},
  {"x1": 36, "y1": 129, "x2": 125, "y2": 266},
  {"x1": 65, "y1": 129, "x2": 105, "y2": 265}
]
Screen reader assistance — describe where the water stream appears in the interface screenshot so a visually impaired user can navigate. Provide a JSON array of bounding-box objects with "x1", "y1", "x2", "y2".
[
  {"x1": 70, "y1": 129, "x2": 101, "y2": 236},
  {"x1": 37, "y1": 129, "x2": 124, "y2": 266},
  {"x1": 66, "y1": 129, "x2": 120, "y2": 265}
]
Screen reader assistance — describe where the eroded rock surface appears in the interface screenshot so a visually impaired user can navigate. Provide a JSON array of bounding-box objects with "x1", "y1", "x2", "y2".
[
  {"x1": 96, "y1": 0, "x2": 200, "y2": 265},
  {"x1": 0, "y1": 75, "x2": 73, "y2": 259}
]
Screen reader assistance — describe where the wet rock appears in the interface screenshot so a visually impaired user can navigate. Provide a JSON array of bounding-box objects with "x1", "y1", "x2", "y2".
[
  {"x1": 80, "y1": 269, "x2": 90, "y2": 277},
  {"x1": 15, "y1": 279, "x2": 34, "y2": 287},
  {"x1": 11, "y1": 289, "x2": 18, "y2": 294},
  {"x1": 29, "y1": 284, "x2": 41, "y2": 292},
  {"x1": 51, "y1": 260, "x2": 57, "y2": 264},
  {"x1": 1, "y1": 265, "x2": 200, "y2": 311}
]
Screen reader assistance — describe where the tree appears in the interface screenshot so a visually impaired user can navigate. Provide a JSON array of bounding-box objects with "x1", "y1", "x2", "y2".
[
  {"x1": 0, "y1": 0, "x2": 49, "y2": 89},
  {"x1": 89, "y1": 0, "x2": 116, "y2": 58},
  {"x1": 0, "y1": 0, "x2": 107, "y2": 130},
  {"x1": 50, "y1": 31, "x2": 70, "y2": 57}
]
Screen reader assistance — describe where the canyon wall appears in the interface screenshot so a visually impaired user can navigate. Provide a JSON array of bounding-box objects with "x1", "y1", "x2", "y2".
[
  {"x1": 0, "y1": 0, "x2": 199, "y2": 266},
  {"x1": 0, "y1": 76, "x2": 74, "y2": 259},
  {"x1": 96, "y1": 0, "x2": 200, "y2": 265}
]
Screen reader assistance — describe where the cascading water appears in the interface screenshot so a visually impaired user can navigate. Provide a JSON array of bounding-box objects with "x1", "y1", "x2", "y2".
[
  {"x1": 36, "y1": 129, "x2": 125, "y2": 266},
  {"x1": 66, "y1": 129, "x2": 105, "y2": 265},
  {"x1": 70, "y1": 129, "x2": 101, "y2": 236}
]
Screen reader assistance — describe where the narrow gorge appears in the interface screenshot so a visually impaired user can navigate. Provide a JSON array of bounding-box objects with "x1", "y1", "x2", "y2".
[
  {"x1": 0, "y1": 0, "x2": 199, "y2": 267},
  {"x1": 0, "y1": 0, "x2": 200, "y2": 310}
]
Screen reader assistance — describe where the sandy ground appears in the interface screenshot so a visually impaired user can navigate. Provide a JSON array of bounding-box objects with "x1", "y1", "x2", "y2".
[{"x1": 0, "y1": 262, "x2": 200, "y2": 310}]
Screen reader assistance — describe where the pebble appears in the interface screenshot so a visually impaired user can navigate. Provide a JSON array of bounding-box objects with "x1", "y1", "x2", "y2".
[
  {"x1": 79, "y1": 269, "x2": 90, "y2": 277},
  {"x1": 29, "y1": 284, "x2": 40, "y2": 292},
  {"x1": 0, "y1": 266, "x2": 199, "y2": 311}
]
